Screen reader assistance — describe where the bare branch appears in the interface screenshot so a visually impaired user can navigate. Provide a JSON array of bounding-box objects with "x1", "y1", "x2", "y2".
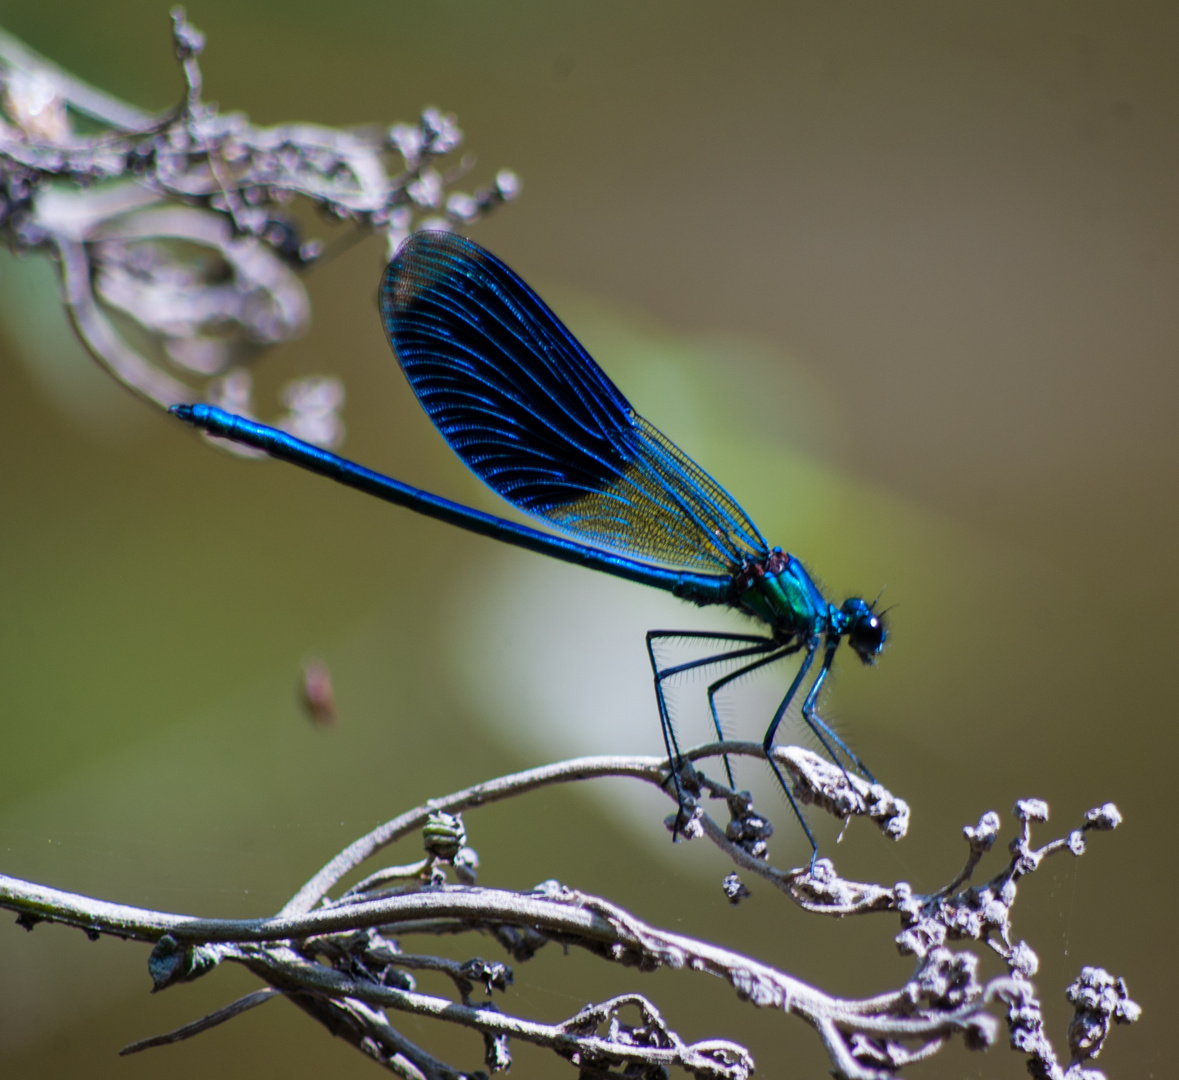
[
  {"x1": 281, "y1": 742, "x2": 907, "y2": 918},
  {"x1": 0, "y1": 26, "x2": 163, "y2": 130},
  {"x1": 0, "y1": 746, "x2": 1138, "y2": 1079}
]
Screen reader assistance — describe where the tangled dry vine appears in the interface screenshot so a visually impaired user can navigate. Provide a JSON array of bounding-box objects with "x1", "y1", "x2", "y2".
[
  {"x1": 0, "y1": 743, "x2": 1139, "y2": 1079},
  {"x1": 0, "y1": 8, "x2": 516, "y2": 441}
]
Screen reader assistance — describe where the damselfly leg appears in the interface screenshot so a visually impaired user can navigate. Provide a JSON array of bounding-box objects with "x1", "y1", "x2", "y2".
[
  {"x1": 800, "y1": 642, "x2": 877, "y2": 783},
  {"x1": 645, "y1": 630, "x2": 777, "y2": 819},
  {"x1": 704, "y1": 643, "x2": 801, "y2": 784}
]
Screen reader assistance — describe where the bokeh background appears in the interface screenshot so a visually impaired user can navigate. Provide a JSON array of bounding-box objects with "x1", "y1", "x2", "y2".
[{"x1": 0, "y1": 2, "x2": 1174, "y2": 1077}]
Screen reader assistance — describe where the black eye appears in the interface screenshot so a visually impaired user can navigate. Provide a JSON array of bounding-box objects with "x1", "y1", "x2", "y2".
[{"x1": 850, "y1": 614, "x2": 886, "y2": 660}]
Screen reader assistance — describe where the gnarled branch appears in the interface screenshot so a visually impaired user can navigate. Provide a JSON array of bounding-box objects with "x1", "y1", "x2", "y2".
[{"x1": 0, "y1": 743, "x2": 1138, "y2": 1080}]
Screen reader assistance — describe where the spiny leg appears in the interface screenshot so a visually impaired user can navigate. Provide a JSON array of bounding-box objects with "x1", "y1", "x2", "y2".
[
  {"x1": 795, "y1": 642, "x2": 852, "y2": 778},
  {"x1": 762, "y1": 643, "x2": 822, "y2": 868},
  {"x1": 645, "y1": 630, "x2": 706, "y2": 826},
  {"x1": 704, "y1": 644, "x2": 800, "y2": 786},
  {"x1": 645, "y1": 630, "x2": 775, "y2": 828},
  {"x1": 653, "y1": 634, "x2": 780, "y2": 745},
  {"x1": 800, "y1": 641, "x2": 876, "y2": 784},
  {"x1": 649, "y1": 632, "x2": 778, "y2": 737}
]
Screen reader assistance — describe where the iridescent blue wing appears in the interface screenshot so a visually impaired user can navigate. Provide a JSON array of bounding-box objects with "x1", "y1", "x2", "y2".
[{"x1": 380, "y1": 231, "x2": 768, "y2": 574}]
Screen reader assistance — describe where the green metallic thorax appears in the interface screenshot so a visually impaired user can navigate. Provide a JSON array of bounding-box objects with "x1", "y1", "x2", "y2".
[{"x1": 735, "y1": 550, "x2": 827, "y2": 640}]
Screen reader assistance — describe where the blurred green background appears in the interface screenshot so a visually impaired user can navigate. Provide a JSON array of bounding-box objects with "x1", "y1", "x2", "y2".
[{"x1": 0, "y1": 2, "x2": 1173, "y2": 1077}]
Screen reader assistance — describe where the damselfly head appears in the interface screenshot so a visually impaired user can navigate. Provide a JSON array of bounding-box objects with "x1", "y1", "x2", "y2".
[{"x1": 841, "y1": 598, "x2": 888, "y2": 664}]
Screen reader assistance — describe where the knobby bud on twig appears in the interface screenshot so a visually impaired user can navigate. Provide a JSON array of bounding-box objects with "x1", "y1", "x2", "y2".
[{"x1": 0, "y1": 743, "x2": 1140, "y2": 1079}]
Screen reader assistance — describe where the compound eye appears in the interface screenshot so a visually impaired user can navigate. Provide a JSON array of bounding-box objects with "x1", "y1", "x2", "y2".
[{"x1": 850, "y1": 614, "x2": 886, "y2": 660}]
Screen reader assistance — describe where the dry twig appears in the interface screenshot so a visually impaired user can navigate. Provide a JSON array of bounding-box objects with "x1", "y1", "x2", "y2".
[
  {"x1": 0, "y1": 10, "x2": 517, "y2": 441},
  {"x1": 0, "y1": 743, "x2": 1138, "y2": 1079}
]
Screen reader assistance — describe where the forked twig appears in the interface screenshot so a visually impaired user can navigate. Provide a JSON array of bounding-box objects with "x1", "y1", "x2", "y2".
[{"x1": 0, "y1": 743, "x2": 1138, "y2": 1079}]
